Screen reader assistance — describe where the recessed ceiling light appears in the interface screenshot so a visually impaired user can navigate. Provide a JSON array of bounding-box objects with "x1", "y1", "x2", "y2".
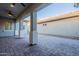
[
  {"x1": 8, "y1": 11, "x2": 12, "y2": 16},
  {"x1": 10, "y1": 3, "x2": 15, "y2": 7},
  {"x1": 8, "y1": 14, "x2": 12, "y2": 16}
]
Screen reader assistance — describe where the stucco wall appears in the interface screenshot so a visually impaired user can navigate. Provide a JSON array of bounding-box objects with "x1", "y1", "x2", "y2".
[
  {"x1": 0, "y1": 19, "x2": 14, "y2": 37},
  {"x1": 37, "y1": 17, "x2": 79, "y2": 37}
]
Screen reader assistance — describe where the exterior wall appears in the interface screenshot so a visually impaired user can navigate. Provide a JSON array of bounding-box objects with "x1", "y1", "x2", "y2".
[
  {"x1": 37, "y1": 17, "x2": 79, "y2": 38},
  {"x1": 0, "y1": 19, "x2": 29, "y2": 37},
  {"x1": 15, "y1": 21, "x2": 28, "y2": 37},
  {"x1": 0, "y1": 19, "x2": 14, "y2": 37}
]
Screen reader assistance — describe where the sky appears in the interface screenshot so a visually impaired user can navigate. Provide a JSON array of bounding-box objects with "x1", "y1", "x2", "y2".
[
  {"x1": 37, "y1": 3, "x2": 79, "y2": 20},
  {"x1": 24, "y1": 3, "x2": 79, "y2": 20}
]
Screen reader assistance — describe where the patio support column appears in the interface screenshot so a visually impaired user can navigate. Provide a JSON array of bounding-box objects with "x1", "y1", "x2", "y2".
[
  {"x1": 29, "y1": 11, "x2": 38, "y2": 46},
  {"x1": 18, "y1": 20, "x2": 21, "y2": 38},
  {"x1": 14, "y1": 19, "x2": 16, "y2": 36}
]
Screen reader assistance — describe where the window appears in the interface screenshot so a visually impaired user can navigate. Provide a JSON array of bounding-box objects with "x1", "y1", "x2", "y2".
[{"x1": 5, "y1": 21, "x2": 12, "y2": 30}]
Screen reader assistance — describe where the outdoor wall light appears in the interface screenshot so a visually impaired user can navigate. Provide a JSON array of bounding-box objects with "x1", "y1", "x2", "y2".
[{"x1": 74, "y1": 3, "x2": 79, "y2": 8}]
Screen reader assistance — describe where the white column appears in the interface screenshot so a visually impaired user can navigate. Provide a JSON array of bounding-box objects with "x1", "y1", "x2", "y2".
[
  {"x1": 29, "y1": 11, "x2": 38, "y2": 46},
  {"x1": 14, "y1": 19, "x2": 16, "y2": 36},
  {"x1": 18, "y1": 20, "x2": 21, "y2": 38}
]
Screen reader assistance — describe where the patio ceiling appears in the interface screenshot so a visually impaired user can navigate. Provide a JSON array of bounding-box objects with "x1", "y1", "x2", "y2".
[
  {"x1": 0, "y1": 3, "x2": 31, "y2": 19},
  {"x1": 0, "y1": 3, "x2": 50, "y2": 20}
]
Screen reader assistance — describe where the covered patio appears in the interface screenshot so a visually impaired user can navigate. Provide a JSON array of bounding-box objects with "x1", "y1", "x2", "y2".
[
  {"x1": 0, "y1": 3, "x2": 49, "y2": 45},
  {"x1": 0, "y1": 3, "x2": 79, "y2": 56}
]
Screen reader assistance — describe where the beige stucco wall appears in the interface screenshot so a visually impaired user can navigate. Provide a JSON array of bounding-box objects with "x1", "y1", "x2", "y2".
[{"x1": 37, "y1": 16, "x2": 79, "y2": 37}]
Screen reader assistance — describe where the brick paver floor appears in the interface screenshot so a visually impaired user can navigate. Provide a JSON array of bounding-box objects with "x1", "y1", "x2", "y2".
[{"x1": 0, "y1": 35, "x2": 79, "y2": 56}]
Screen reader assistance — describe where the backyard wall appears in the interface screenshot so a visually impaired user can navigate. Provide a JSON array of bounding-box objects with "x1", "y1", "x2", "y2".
[{"x1": 37, "y1": 16, "x2": 79, "y2": 38}]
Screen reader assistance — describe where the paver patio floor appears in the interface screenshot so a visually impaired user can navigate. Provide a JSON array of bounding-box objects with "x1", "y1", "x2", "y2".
[{"x1": 0, "y1": 35, "x2": 79, "y2": 56}]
